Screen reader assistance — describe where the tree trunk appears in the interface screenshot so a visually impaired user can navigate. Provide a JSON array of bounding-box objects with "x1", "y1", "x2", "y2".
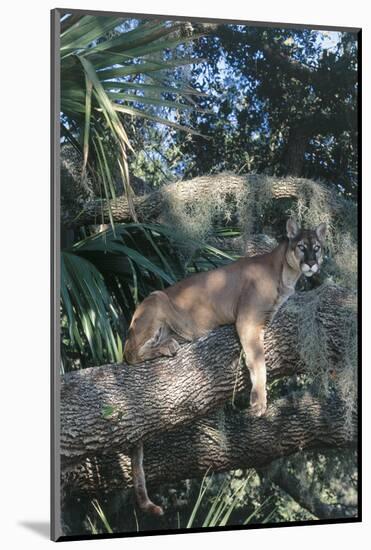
[
  {"x1": 60, "y1": 284, "x2": 357, "y2": 494},
  {"x1": 284, "y1": 125, "x2": 310, "y2": 177}
]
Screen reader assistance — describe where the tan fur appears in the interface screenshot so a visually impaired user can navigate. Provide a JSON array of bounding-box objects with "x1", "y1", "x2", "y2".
[{"x1": 127, "y1": 219, "x2": 326, "y2": 514}]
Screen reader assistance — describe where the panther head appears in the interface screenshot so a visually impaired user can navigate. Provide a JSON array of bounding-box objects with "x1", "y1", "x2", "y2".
[{"x1": 286, "y1": 218, "x2": 327, "y2": 278}]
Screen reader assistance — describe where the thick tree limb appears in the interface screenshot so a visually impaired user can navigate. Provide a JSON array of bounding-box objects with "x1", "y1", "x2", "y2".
[
  {"x1": 61, "y1": 284, "x2": 354, "y2": 460},
  {"x1": 67, "y1": 172, "x2": 346, "y2": 226},
  {"x1": 62, "y1": 391, "x2": 357, "y2": 495},
  {"x1": 208, "y1": 234, "x2": 277, "y2": 255},
  {"x1": 61, "y1": 284, "x2": 356, "y2": 495},
  {"x1": 261, "y1": 43, "x2": 314, "y2": 80}
]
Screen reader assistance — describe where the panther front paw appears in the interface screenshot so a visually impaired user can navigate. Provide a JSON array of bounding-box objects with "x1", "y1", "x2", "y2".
[
  {"x1": 159, "y1": 338, "x2": 180, "y2": 357},
  {"x1": 249, "y1": 401, "x2": 267, "y2": 417},
  {"x1": 249, "y1": 389, "x2": 267, "y2": 417}
]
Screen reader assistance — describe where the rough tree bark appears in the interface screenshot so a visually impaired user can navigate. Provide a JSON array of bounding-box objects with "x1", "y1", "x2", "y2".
[
  {"x1": 65, "y1": 173, "x2": 346, "y2": 227},
  {"x1": 208, "y1": 234, "x2": 278, "y2": 255},
  {"x1": 63, "y1": 392, "x2": 356, "y2": 494},
  {"x1": 61, "y1": 284, "x2": 357, "y2": 495},
  {"x1": 284, "y1": 125, "x2": 311, "y2": 177}
]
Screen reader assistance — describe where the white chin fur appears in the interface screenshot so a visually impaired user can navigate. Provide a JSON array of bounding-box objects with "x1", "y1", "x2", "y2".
[{"x1": 302, "y1": 263, "x2": 318, "y2": 276}]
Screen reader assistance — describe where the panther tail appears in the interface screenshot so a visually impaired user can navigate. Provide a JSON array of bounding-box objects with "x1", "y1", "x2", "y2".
[{"x1": 131, "y1": 441, "x2": 164, "y2": 516}]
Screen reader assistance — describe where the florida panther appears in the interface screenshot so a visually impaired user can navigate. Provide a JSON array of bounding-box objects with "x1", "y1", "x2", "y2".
[{"x1": 125, "y1": 218, "x2": 327, "y2": 515}]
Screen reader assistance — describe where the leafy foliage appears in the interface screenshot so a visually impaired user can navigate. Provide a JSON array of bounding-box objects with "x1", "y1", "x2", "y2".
[
  {"x1": 186, "y1": 470, "x2": 273, "y2": 528},
  {"x1": 134, "y1": 27, "x2": 358, "y2": 199},
  {"x1": 61, "y1": 251, "x2": 122, "y2": 372},
  {"x1": 59, "y1": 13, "x2": 221, "y2": 371},
  {"x1": 60, "y1": 13, "x2": 207, "y2": 214}
]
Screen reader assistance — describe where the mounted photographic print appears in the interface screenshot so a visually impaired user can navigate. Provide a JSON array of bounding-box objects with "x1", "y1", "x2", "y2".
[{"x1": 51, "y1": 8, "x2": 361, "y2": 541}]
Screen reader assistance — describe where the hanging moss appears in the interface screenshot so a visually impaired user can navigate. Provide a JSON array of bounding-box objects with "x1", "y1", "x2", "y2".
[
  {"x1": 158, "y1": 172, "x2": 357, "y2": 291},
  {"x1": 284, "y1": 284, "x2": 357, "y2": 430}
]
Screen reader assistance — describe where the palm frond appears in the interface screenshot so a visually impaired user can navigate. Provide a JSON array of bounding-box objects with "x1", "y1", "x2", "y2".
[
  {"x1": 61, "y1": 251, "x2": 122, "y2": 370},
  {"x1": 60, "y1": 15, "x2": 207, "y2": 221}
]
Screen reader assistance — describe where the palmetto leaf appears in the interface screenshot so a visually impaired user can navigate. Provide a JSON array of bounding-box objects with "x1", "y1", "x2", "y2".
[
  {"x1": 82, "y1": 73, "x2": 93, "y2": 181},
  {"x1": 78, "y1": 55, "x2": 132, "y2": 150},
  {"x1": 86, "y1": 20, "x2": 181, "y2": 55},
  {"x1": 61, "y1": 15, "x2": 123, "y2": 51},
  {"x1": 96, "y1": 57, "x2": 204, "y2": 81},
  {"x1": 73, "y1": 224, "x2": 178, "y2": 285},
  {"x1": 61, "y1": 252, "x2": 122, "y2": 367},
  {"x1": 101, "y1": 79, "x2": 207, "y2": 97},
  {"x1": 106, "y1": 92, "x2": 197, "y2": 111},
  {"x1": 87, "y1": 33, "x2": 204, "y2": 67},
  {"x1": 60, "y1": 15, "x2": 214, "y2": 372},
  {"x1": 112, "y1": 104, "x2": 207, "y2": 136},
  {"x1": 60, "y1": 15, "x2": 207, "y2": 219},
  {"x1": 60, "y1": 13, "x2": 84, "y2": 35}
]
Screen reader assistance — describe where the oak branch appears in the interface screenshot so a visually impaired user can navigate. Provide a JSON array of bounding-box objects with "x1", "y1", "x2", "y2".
[{"x1": 66, "y1": 172, "x2": 347, "y2": 227}]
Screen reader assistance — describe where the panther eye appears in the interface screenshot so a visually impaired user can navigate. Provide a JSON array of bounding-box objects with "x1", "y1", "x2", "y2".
[
  {"x1": 313, "y1": 245, "x2": 320, "y2": 252},
  {"x1": 298, "y1": 244, "x2": 306, "y2": 252}
]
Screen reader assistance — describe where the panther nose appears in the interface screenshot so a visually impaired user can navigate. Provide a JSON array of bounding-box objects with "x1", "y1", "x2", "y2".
[{"x1": 307, "y1": 260, "x2": 316, "y2": 267}]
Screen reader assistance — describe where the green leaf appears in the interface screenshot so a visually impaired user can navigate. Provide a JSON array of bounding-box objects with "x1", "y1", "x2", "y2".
[
  {"x1": 102, "y1": 79, "x2": 207, "y2": 97},
  {"x1": 112, "y1": 104, "x2": 207, "y2": 136},
  {"x1": 60, "y1": 13, "x2": 84, "y2": 36},
  {"x1": 101, "y1": 405, "x2": 116, "y2": 418},
  {"x1": 91, "y1": 32, "x2": 204, "y2": 64},
  {"x1": 97, "y1": 57, "x2": 204, "y2": 81},
  {"x1": 61, "y1": 252, "x2": 122, "y2": 367},
  {"x1": 61, "y1": 98, "x2": 85, "y2": 114},
  {"x1": 91, "y1": 499, "x2": 113, "y2": 533},
  {"x1": 60, "y1": 15, "x2": 209, "y2": 228},
  {"x1": 87, "y1": 21, "x2": 180, "y2": 55},
  {"x1": 243, "y1": 495, "x2": 273, "y2": 524},
  {"x1": 78, "y1": 54, "x2": 132, "y2": 151},
  {"x1": 82, "y1": 73, "x2": 93, "y2": 181},
  {"x1": 107, "y1": 91, "x2": 199, "y2": 112},
  {"x1": 61, "y1": 15, "x2": 123, "y2": 50},
  {"x1": 187, "y1": 470, "x2": 213, "y2": 528}
]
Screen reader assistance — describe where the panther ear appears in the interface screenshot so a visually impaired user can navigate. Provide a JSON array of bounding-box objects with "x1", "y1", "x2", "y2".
[
  {"x1": 286, "y1": 218, "x2": 299, "y2": 240},
  {"x1": 315, "y1": 222, "x2": 327, "y2": 242}
]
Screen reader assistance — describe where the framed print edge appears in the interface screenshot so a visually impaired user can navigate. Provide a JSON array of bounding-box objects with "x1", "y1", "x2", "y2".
[
  {"x1": 51, "y1": 8, "x2": 362, "y2": 541},
  {"x1": 55, "y1": 6, "x2": 361, "y2": 33},
  {"x1": 51, "y1": 7, "x2": 62, "y2": 542}
]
